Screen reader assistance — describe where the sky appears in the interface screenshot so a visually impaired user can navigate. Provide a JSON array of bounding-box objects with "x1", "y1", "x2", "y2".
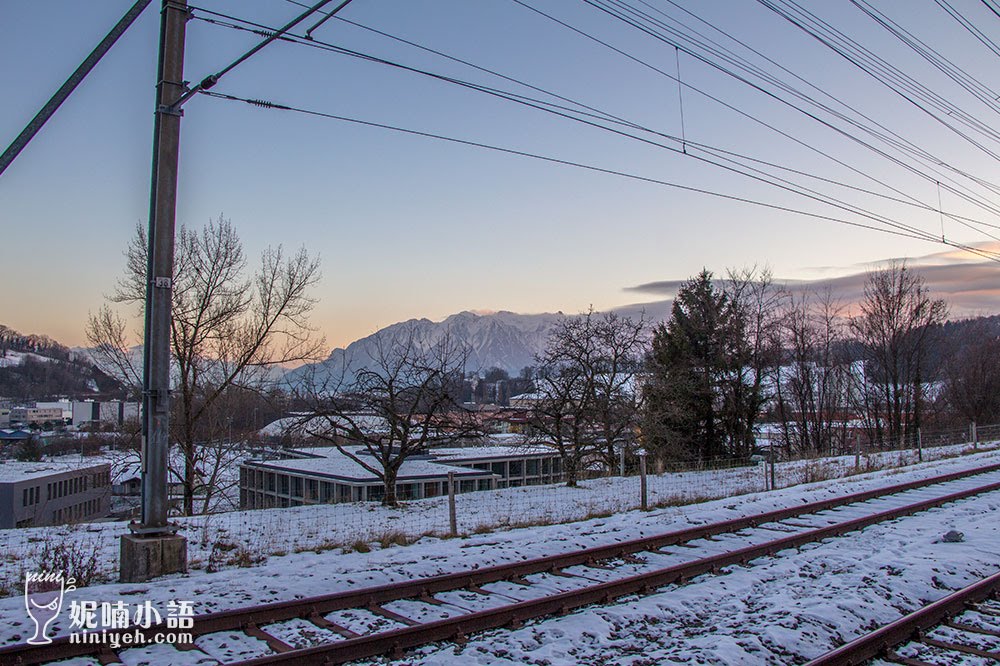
[{"x1": 2, "y1": 0, "x2": 999, "y2": 350}]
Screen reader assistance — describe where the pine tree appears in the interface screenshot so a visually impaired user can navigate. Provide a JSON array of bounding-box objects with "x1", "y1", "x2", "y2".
[{"x1": 643, "y1": 270, "x2": 733, "y2": 463}]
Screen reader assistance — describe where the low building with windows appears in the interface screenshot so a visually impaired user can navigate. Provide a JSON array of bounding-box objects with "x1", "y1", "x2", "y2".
[
  {"x1": 427, "y1": 444, "x2": 564, "y2": 488},
  {"x1": 0, "y1": 461, "x2": 111, "y2": 528},
  {"x1": 240, "y1": 449, "x2": 496, "y2": 508},
  {"x1": 239, "y1": 440, "x2": 566, "y2": 509}
]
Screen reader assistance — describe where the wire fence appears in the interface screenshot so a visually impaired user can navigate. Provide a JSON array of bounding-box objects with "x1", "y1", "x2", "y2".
[{"x1": 1, "y1": 422, "x2": 997, "y2": 597}]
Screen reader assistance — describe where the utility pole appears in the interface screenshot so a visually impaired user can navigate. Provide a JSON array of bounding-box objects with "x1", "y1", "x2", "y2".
[{"x1": 120, "y1": 0, "x2": 189, "y2": 583}]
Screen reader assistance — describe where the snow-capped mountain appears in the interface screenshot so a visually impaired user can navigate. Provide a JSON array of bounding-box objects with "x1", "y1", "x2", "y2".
[
  {"x1": 285, "y1": 303, "x2": 671, "y2": 387},
  {"x1": 286, "y1": 310, "x2": 563, "y2": 386}
]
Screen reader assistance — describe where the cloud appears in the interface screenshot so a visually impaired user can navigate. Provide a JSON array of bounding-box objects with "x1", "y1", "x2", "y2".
[{"x1": 624, "y1": 255, "x2": 1000, "y2": 318}]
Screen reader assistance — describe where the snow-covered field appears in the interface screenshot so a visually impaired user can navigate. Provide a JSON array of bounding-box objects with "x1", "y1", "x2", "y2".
[
  {"x1": 2, "y1": 447, "x2": 1000, "y2": 665},
  {"x1": 0, "y1": 440, "x2": 995, "y2": 601}
]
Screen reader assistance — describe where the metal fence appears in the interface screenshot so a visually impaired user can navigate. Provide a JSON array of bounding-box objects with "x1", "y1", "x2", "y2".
[{"x1": 0, "y1": 422, "x2": 997, "y2": 597}]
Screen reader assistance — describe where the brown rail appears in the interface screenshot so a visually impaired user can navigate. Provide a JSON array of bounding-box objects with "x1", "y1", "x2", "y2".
[
  {"x1": 3, "y1": 460, "x2": 1000, "y2": 665},
  {"x1": 236, "y1": 475, "x2": 1000, "y2": 665},
  {"x1": 804, "y1": 570, "x2": 1000, "y2": 666}
]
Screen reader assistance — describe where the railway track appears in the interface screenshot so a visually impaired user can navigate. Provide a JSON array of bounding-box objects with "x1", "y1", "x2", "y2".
[
  {"x1": 6, "y1": 461, "x2": 1000, "y2": 666},
  {"x1": 806, "y1": 570, "x2": 1000, "y2": 666}
]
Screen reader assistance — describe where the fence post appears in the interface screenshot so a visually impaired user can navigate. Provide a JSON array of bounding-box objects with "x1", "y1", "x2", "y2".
[
  {"x1": 769, "y1": 448, "x2": 776, "y2": 491},
  {"x1": 639, "y1": 454, "x2": 648, "y2": 511},
  {"x1": 973, "y1": 422, "x2": 978, "y2": 450},
  {"x1": 854, "y1": 434, "x2": 860, "y2": 469},
  {"x1": 917, "y1": 428, "x2": 922, "y2": 462},
  {"x1": 619, "y1": 446, "x2": 626, "y2": 477},
  {"x1": 447, "y1": 472, "x2": 457, "y2": 537}
]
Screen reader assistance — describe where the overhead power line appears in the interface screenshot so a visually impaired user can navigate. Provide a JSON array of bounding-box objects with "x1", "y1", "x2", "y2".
[
  {"x1": 192, "y1": 5, "x2": 1000, "y2": 247},
  {"x1": 199, "y1": 89, "x2": 1000, "y2": 264},
  {"x1": 173, "y1": 0, "x2": 354, "y2": 110},
  {"x1": 0, "y1": 0, "x2": 152, "y2": 178}
]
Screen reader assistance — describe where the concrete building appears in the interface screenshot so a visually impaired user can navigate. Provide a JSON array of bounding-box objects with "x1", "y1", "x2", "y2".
[
  {"x1": 240, "y1": 453, "x2": 495, "y2": 508},
  {"x1": 9, "y1": 407, "x2": 65, "y2": 426},
  {"x1": 238, "y1": 441, "x2": 565, "y2": 509},
  {"x1": 0, "y1": 409, "x2": 10, "y2": 427},
  {"x1": 0, "y1": 461, "x2": 111, "y2": 528},
  {"x1": 429, "y1": 444, "x2": 564, "y2": 488}
]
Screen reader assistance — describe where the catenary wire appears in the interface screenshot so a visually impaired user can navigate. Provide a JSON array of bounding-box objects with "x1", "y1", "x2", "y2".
[
  {"x1": 197, "y1": 89, "x2": 1000, "y2": 264},
  {"x1": 187, "y1": 7, "x2": 1000, "y2": 247}
]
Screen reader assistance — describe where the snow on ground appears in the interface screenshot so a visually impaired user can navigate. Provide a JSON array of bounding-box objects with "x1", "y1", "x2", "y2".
[
  {"x1": 0, "y1": 440, "x2": 995, "y2": 600},
  {"x1": 410, "y1": 473, "x2": 1000, "y2": 665},
  {"x1": 0, "y1": 350, "x2": 55, "y2": 367},
  {"x1": 1, "y1": 447, "x2": 1000, "y2": 664}
]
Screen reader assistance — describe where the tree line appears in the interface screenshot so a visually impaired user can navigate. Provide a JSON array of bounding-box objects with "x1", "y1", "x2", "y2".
[
  {"x1": 86, "y1": 217, "x2": 999, "y2": 511},
  {"x1": 530, "y1": 262, "x2": 999, "y2": 472}
]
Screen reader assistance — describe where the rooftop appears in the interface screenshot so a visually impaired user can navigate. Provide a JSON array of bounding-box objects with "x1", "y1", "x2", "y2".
[
  {"x1": 0, "y1": 460, "x2": 107, "y2": 484},
  {"x1": 244, "y1": 452, "x2": 494, "y2": 484}
]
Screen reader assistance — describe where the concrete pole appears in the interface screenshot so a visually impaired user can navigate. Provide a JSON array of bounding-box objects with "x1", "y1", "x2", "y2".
[
  {"x1": 917, "y1": 428, "x2": 923, "y2": 462},
  {"x1": 973, "y1": 422, "x2": 978, "y2": 450},
  {"x1": 121, "y1": 0, "x2": 188, "y2": 583},
  {"x1": 447, "y1": 472, "x2": 457, "y2": 537}
]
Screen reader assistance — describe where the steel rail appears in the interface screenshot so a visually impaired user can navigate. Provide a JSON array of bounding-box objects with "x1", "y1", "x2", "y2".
[
  {"x1": 4, "y1": 461, "x2": 1000, "y2": 665},
  {"x1": 234, "y1": 475, "x2": 1000, "y2": 665},
  {"x1": 804, "y1": 570, "x2": 1000, "y2": 666}
]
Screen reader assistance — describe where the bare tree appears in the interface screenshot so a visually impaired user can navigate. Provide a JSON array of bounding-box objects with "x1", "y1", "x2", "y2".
[
  {"x1": 942, "y1": 320, "x2": 1000, "y2": 426},
  {"x1": 773, "y1": 289, "x2": 852, "y2": 457},
  {"x1": 87, "y1": 216, "x2": 324, "y2": 514},
  {"x1": 528, "y1": 310, "x2": 647, "y2": 484},
  {"x1": 722, "y1": 267, "x2": 786, "y2": 460},
  {"x1": 849, "y1": 261, "x2": 947, "y2": 448},
  {"x1": 529, "y1": 319, "x2": 595, "y2": 488},
  {"x1": 304, "y1": 330, "x2": 477, "y2": 507}
]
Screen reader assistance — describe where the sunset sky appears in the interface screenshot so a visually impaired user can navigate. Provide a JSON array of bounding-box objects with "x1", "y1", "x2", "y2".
[{"x1": 2, "y1": 0, "x2": 999, "y2": 350}]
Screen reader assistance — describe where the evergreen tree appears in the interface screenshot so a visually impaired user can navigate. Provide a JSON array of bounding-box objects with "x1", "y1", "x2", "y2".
[{"x1": 643, "y1": 270, "x2": 733, "y2": 462}]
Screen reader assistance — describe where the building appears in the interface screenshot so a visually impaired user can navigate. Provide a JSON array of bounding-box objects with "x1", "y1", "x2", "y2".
[
  {"x1": 111, "y1": 458, "x2": 185, "y2": 498},
  {"x1": 71, "y1": 400, "x2": 140, "y2": 427},
  {"x1": 428, "y1": 442, "x2": 564, "y2": 488},
  {"x1": 9, "y1": 407, "x2": 65, "y2": 426},
  {"x1": 0, "y1": 429, "x2": 33, "y2": 445},
  {"x1": 238, "y1": 440, "x2": 566, "y2": 509},
  {"x1": 0, "y1": 461, "x2": 112, "y2": 528},
  {"x1": 0, "y1": 409, "x2": 10, "y2": 427},
  {"x1": 240, "y1": 449, "x2": 496, "y2": 509}
]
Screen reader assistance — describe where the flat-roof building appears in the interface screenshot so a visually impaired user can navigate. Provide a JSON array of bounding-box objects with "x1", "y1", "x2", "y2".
[
  {"x1": 238, "y1": 441, "x2": 564, "y2": 508},
  {"x1": 0, "y1": 461, "x2": 111, "y2": 528}
]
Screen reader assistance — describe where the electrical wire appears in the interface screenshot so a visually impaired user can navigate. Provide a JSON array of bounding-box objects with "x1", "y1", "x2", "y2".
[
  {"x1": 198, "y1": 88, "x2": 1000, "y2": 264},
  {"x1": 191, "y1": 4, "x2": 1000, "y2": 246},
  {"x1": 559, "y1": 0, "x2": 1000, "y2": 225}
]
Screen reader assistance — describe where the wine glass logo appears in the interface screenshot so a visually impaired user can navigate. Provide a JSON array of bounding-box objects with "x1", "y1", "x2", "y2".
[{"x1": 24, "y1": 571, "x2": 67, "y2": 645}]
